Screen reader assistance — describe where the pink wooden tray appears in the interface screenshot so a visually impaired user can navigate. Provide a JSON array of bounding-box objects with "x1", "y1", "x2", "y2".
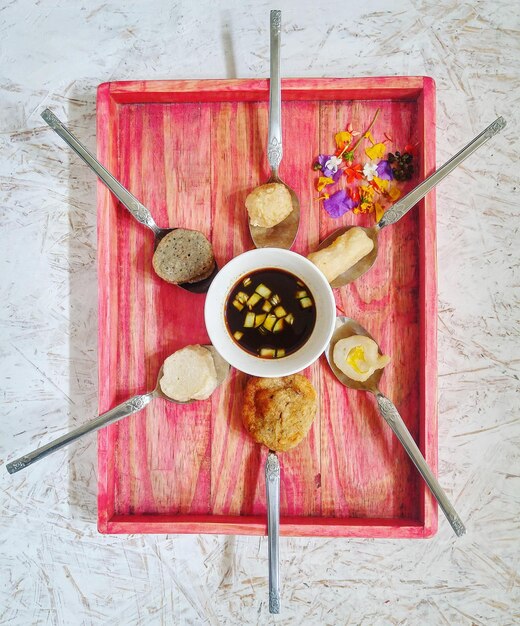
[{"x1": 97, "y1": 77, "x2": 437, "y2": 537}]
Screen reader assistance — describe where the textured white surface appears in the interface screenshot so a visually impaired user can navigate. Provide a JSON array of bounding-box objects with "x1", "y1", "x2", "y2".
[{"x1": 1, "y1": 0, "x2": 519, "y2": 624}]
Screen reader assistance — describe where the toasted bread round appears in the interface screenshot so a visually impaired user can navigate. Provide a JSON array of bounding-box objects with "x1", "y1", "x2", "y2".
[
  {"x1": 241, "y1": 374, "x2": 317, "y2": 452},
  {"x1": 152, "y1": 229, "x2": 215, "y2": 285},
  {"x1": 159, "y1": 345, "x2": 218, "y2": 402}
]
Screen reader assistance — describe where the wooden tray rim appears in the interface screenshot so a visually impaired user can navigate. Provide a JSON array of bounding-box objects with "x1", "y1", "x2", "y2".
[{"x1": 96, "y1": 76, "x2": 437, "y2": 538}]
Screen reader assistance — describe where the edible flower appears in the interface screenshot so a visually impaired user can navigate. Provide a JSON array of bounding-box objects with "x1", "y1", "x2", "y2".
[
  {"x1": 344, "y1": 163, "x2": 364, "y2": 184},
  {"x1": 387, "y1": 185, "x2": 401, "y2": 201},
  {"x1": 359, "y1": 184, "x2": 375, "y2": 204},
  {"x1": 316, "y1": 176, "x2": 335, "y2": 192},
  {"x1": 376, "y1": 159, "x2": 394, "y2": 181},
  {"x1": 371, "y1": 176, "x2": 389, "y2": 193},
  {"x1": 365, "y1": 142, "x2": 386, "y2": 160},
  {"x1": 313, "y1": 106, "x2": 415, "y2": 224},
  {"x1": 335, "y1": 131, "x2": 352, "y2": 150},
  {"x1": 323, "y1": 189, "x2": 358, "y2": 218},
  {"x1": 324, "y1": 155, "x2": 343, "y2": 174},
  {"x1": 316, "y1": 154, "x2": 343, "y2": 181},
  {"x1": 375, "y1": 202, "x2": 385, "y2": 222},
  {"x1": 362, "y1": 161, "x2": 378, "y2": 181}
]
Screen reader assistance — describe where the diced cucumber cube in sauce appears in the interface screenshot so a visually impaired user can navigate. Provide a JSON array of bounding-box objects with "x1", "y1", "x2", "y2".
[
  {"x1": 263, "y1": 314, "x2": 277, "y2": 331},
  {"x1": 244, "y1": 312, "x2": 256, "y2": 327},
  {"x1": 274, "y1": 306, "x2": 287, "y2": 318},
  {"x1": 273, "y1": 318, "x2": 284, "y2": 333},
  {"x1": 255, "y1": 283, "x2": 272, "y2": 299},
  {"x1": 254, "y1": 313, "x2": 267, "y2": 328},
  {"x1": 299, "y1": 297, "x2": 313, "y2": 309},
  {"x1": 247, "y1": 292, "x2": 261, "y2": 308}
]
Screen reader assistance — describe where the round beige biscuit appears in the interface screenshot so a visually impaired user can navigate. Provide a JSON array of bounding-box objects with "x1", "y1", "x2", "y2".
[{"x1": 159, "y1": 345, "x2": 218, "y2": 402}]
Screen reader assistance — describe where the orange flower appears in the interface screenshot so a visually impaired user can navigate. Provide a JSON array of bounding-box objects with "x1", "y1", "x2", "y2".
[{"x1": 344, "y1": 163, "x2": 364, "y2": 184}]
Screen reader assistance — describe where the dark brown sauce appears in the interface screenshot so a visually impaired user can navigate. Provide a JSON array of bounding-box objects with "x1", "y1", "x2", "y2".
[{"x1": 225, "y1": 268, "x2": 316, "y2": 358}]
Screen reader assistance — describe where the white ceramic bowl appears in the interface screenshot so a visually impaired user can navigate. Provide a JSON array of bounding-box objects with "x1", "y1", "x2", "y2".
[{"x1": 204, "y1": 248, "x2": 336, "y2": 377}]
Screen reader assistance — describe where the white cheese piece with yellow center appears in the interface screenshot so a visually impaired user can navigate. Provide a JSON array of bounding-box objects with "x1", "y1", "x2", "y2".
[
  {"x1": 307, "y1": 227, "x2": 374, "y2": 283},
  {"x1": 333, "y1": 335, "x2": 390, "y2": 382},
  {"x1": 159, "y1": 345, "x2": 218, "y2": 402}
]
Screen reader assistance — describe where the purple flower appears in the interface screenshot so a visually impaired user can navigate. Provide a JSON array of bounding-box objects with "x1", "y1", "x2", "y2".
[
  {"x1": 317, "y1": 154, "x2": 342, "y2": 181},
  {"x1": 376, "y1": 159, "x2": 394, "y2": 181},
  {"x1": 323, "y1": 189, "x2": 359, "y2": 218}
]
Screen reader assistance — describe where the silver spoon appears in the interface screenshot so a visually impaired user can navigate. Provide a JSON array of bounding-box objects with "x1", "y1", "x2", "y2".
[
  {"x1": 318, "y1": 116, "x2": 506, "y2": 287},
  {"x1": 41, "y1": 108, "x2": 218, "y2": 294},
  {"x1": 326, "y1": 317, "x2": 466, "y2": 537},
  {"x1": 6, "y1": 347, "x2": 229, "y2": 474},
  {"x1": 248, "y1": 10, "x2": 300, "y2": 249},
  {"x1": 265, "y1": 449, "x2": 280, "y2": 613}
]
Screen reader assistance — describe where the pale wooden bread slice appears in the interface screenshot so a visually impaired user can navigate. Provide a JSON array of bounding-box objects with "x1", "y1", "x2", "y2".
[
  {"x1": 159, "y1": 345, "x2": 218, "y2": 402},
  {"x1": 152, "y1": 229, "x2": 215, "y2": 285}
]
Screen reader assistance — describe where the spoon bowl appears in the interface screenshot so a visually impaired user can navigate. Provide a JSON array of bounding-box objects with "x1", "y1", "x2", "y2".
[
  {"x1": 248, "y1": 175, "x2": 300, "y2": 249},
  {"x1": 41, "y1": 108, "x2": 218, "y2": 294},
  {"x1": 248, "y1": 10, "x2": 300, "y2": 250},
  {"x1": 326, "y1": 316, "x2": 466, "y2": 537},
  {"x1": 6, "y1": 346, "x2": 229, "y2": 474},
  {"x1": 318, "y1": 225, "x2": 379, "y2": 288},
  {"x1": 318, "y1": 116, "x2": 506, "y2": 287},
  {"x1": 325, "y1": 316, "x2": 384, "y2": 391}
]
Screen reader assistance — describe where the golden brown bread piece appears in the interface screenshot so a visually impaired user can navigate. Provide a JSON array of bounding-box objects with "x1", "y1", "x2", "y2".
[{"x1": 241, "y1": 375, "x2": 318, "y2": 452}]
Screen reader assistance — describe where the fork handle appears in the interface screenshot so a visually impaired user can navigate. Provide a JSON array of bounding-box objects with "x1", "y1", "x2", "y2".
[
  {"x1": 375, "y1": 392, "x2": 466, "y2": 537},
  {"x1": 6, "y1": 393, "x2": 153, "y2": 474},
  {"x1": 41, "y1": 109, "x2": 161, "y2": 234}
]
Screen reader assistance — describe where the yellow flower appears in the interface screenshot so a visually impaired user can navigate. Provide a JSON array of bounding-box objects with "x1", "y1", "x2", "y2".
[
  {"x1": 360, "y1": 184, "x2": 375, "y2": 203},
  {"x1": 372, "y1": 176, "x2": 389, "y2": 192},
  {"x1": 316, "y1": 176, "x2": 335, "y2": 192},
  {"x1": 335, "y1": 131, "x2": 352, "y2": 150},
  {"x1": 388, "y1": 185, "x2": 401, "y2": 201},
  {"x1": 364, "y1": 130, "x2": 376, "y2": 144},
  {"x1": 375, "y1": 202, "x2": 385, "y2": 222},
  {"x1": 365, "y1": 142, "x2": 386, "y2": 160}
]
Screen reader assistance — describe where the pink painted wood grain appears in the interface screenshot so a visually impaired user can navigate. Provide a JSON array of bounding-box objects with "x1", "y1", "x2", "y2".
[{"x1": 97, "y1": 77, "x2": 437, "y2": 537}]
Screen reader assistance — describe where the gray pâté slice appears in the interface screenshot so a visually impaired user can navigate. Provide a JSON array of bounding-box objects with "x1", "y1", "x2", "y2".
[{"x1": 152, "y1": 228, "x2": 215, "y2": 284}]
